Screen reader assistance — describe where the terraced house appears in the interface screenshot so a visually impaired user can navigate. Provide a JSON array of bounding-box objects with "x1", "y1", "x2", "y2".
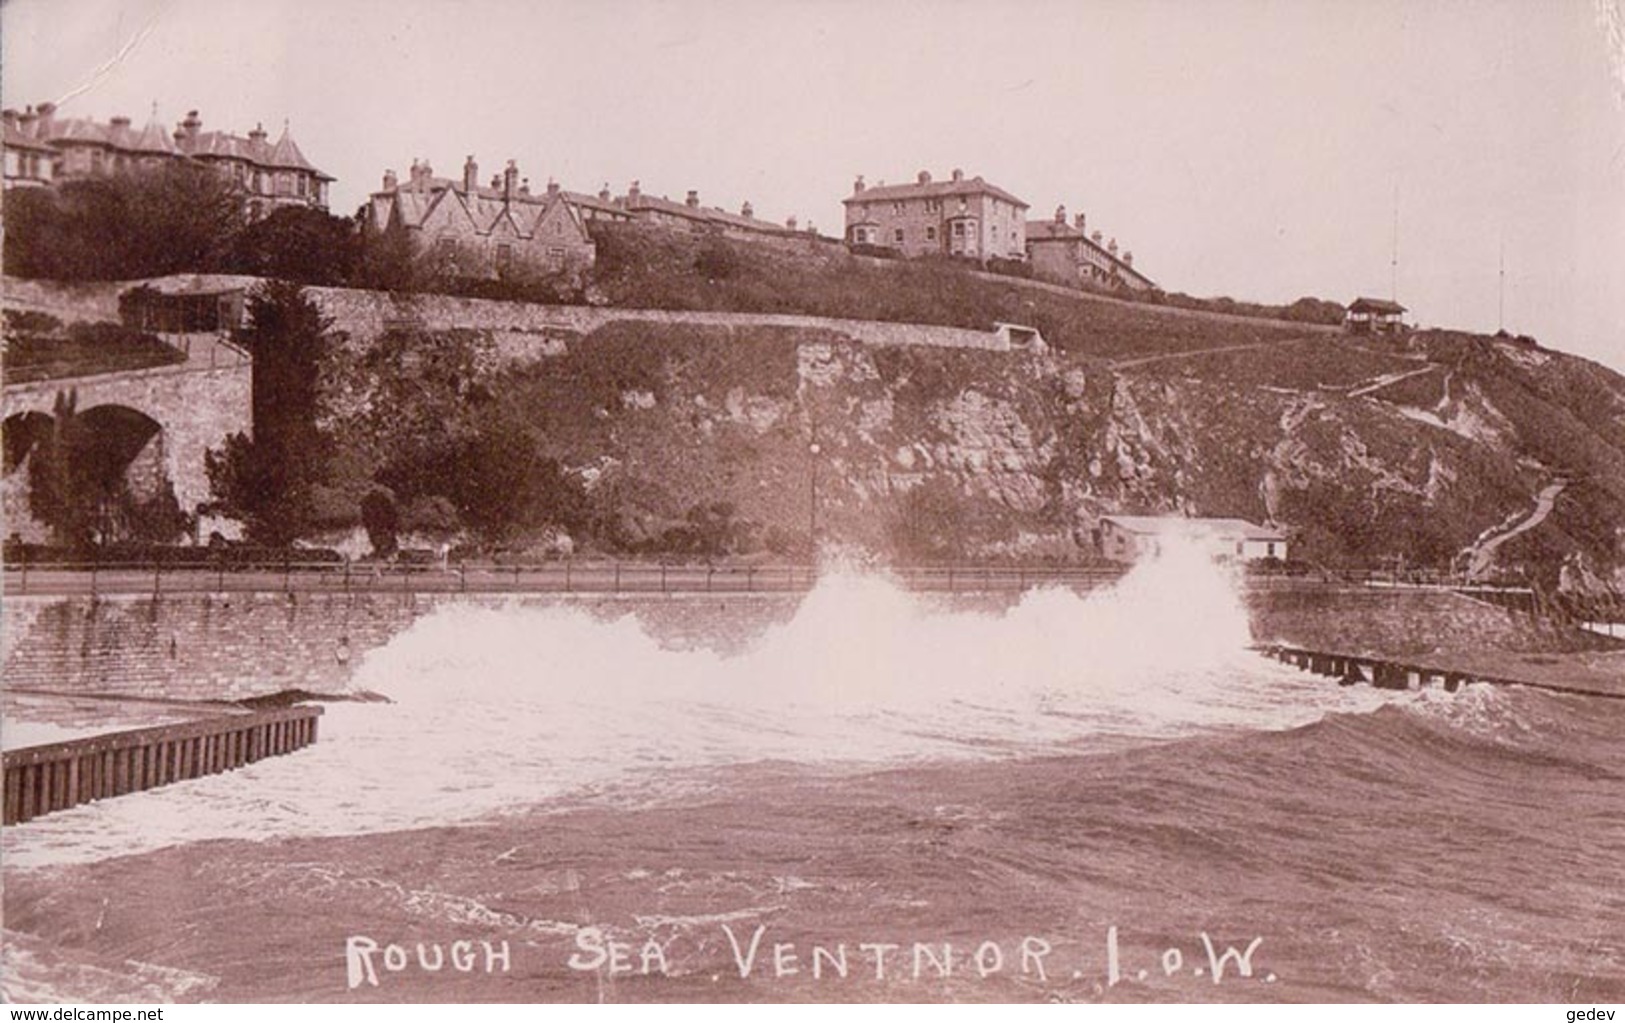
[
  {"x1": 1026, "y1": 205, "x2": 1155, "y2": 292},
  {"x1": 843, "y1": 169, "x2": 1029, "y2": 261},
  {"x1": 0, "y1": 103, "x2": 333, "y2": 213},
  {"x1": 365, "y1": 156, "x2": 605, "y2": 279}
]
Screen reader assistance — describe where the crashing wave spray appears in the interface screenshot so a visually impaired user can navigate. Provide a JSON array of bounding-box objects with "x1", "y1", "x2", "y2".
[{"x1": 4, "y1": 545, "x2": 1394, "y2": 867}]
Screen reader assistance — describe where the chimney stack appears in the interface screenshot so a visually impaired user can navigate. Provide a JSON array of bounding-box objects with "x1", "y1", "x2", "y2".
[
  {"x1": 1124, "y1": 251, "x2": 1134, "y2": 267},
  {"x1": 177, "y1": 109, "x2": 201, "y2": 150},
  {"x1": 383, "y1": 169, "x2": 398, "y2": 191},
  {"x1": 1107, "y1": 237, "x2": 1118, "y2": 255},
  {"x1": 599, "y1": 183, "x2": 612, "y2": 202},
  {"x1": 1075, "y1": 212, "x2": 1086, "y2": 230},
  {"x1": 35, "y1": 102, "x2": 55, "y2": 134},
  {"x1": 1054, "y1": 204, "x2": 1066, "y2": 225},
  {"x1": 741, "y1": 200, "x2": 753, "y2": 218},
  {"x1": 685, "y1": 189, "x2": 700, "y2": 208},
  {"x1": 627, "y1": 180, "x2": 641, "y2": 203},
  {"x1": 950, "y1": 168, "x2": 963, "y2": 182},
  {"x1": 463, "y1": 155, "x2": 479, "y2": 194},
  {"x1": 249, "y1": 122, "x2": 267, "y2": 145},
  {"x1": 1091, "y1": 229, "x2": 1103, "y2": 244},
  {"x1": 520, "y1": 177, "x2": 532, "y2": 196},
  {"x1": 853, "y1": 174, "x2": 865, "y2": 194},
  {"x1": 503, "y1": 159, "x2": 518, "y2": 198},
  {"x1": 546, "y1": 178, "x2": 560, "y2": 197},
  {"x1": 786, "y1": 215, "x2": 798, "y2": 231},
  {"x1": 917, "y1": 170, "x2": 932, "y2": 184}
]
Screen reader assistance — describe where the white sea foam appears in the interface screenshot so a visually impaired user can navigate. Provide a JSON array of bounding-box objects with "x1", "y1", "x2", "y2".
[{"x1": 3, "y1": 545, "x2": 1398, "y2": 868}]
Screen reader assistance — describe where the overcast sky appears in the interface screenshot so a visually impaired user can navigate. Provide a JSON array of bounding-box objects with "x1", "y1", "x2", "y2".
[{"x1": 6, "y1": 0, "x2": 1624, "y2": 371}]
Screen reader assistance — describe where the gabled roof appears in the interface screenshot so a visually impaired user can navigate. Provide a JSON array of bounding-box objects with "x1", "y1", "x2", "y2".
[
  {"x1": 1102, "y1": 515, "x2": 1287, "y2": 542},
  {"x1": 1348, "y1": 297, "x2": 1406, "y2": 315},
  {"x1": 844, "y1": 175, "x2": 1028, "y2": 209}
]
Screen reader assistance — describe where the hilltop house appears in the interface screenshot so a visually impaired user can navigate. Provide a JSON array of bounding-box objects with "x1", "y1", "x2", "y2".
[
  {"x1": 1345, "y1": 297, "x2": 1406, "y2": 335},
  {"x1": 843, "y1": 169, "x2": 1029, "y2": 261},
  {"x1": 365, "y1": 157, "x2": 600, "y2": 279},
  {"x1": 0, "y1": 103, "x2": 333, "y2": 213},
  {"x1": 1026, "y1": 206, "x2": 1155, "y2": 292},
  {"x1": 1098, "y1": 515, "x2": 1288, "y2": 563}
]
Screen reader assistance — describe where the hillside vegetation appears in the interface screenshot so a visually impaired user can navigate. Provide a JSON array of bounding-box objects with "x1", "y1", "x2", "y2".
[{"x1": 8, "y1": 221, "x2": 1624, "y2": 594}]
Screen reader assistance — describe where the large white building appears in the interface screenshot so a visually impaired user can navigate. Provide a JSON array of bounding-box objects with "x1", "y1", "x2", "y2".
[{"x1": 1099, "y1": 515, "x2": 1288, "y2": 563}]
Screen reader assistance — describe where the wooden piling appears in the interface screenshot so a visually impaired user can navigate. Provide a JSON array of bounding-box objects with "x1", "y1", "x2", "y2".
[{"x1": 2, "y1": 706, "x2": 324, "y2": 825}]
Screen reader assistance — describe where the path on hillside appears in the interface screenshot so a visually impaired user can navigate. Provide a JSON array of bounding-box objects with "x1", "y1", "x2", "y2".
[
  {"x1": 1462, "y1": 478, "x2": 1568, "y2": 581},
  {"x1": 1345, "y1": 364, "x2": 1438, "y2": 398},
  {"x1": 1108, "y1": 335, "x2": 1321, "y2": 370}
]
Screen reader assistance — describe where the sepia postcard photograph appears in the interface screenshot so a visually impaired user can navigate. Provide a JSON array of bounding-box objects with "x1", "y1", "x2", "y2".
[{"x1": 2, "y1": 0, "x2": 1624, "y2": 1007}]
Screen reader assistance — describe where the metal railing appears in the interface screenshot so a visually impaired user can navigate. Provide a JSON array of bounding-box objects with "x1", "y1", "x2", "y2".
[{"x1": 1, "y1": 558, "x2": 1131, "y2": 598}]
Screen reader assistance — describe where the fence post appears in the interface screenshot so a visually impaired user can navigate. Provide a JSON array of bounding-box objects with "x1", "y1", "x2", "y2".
[
  {"x1": 153, "y1": 557, "x2": 161, "y2": 598},
  {"x1": 283, "y1": 552, "x2": 291, "y2": 594},
  {"x1": 614, "y1": 562, "x2": 621, "y2": 594},
  {"x1": 948, "y1": 566, "x2": 955, "y2": 593},
  {"x1": 565, "y1": 559, "x2": 572, "y2": 593},
  {"x1": 459, "y1": 562, "x2": 467, "y2": 593}
]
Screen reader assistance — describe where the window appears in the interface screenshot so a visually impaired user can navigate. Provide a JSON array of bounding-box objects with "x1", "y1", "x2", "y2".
[
  {"x1": 547, "y1": 246, "x2": 566, "y2": 270},
  {"x1": 496, "y1": 243, "x2": 513, "y2": 270},
  {"x1": 925, "y1": 199, "x2": 941, "y2": 213},
  {"x1": 892, "y1": 202, "x2": 904, "y2": 214},
  {"x1": 1267, "y1": 542, "x2": 1278, "y2": 558},
  {"x1": 925, "y1": 226, "x2": 936, "y2": 241},
  {"x1": 893, "y1": 228, "x2": 904, "y2": 244},
  {"x1": 952, "y1": 222, "x2": 964, "y2": 237}
]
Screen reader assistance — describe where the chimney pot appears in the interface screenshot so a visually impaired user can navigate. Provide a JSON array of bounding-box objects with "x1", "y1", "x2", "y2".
[
  {"x1": 1107, "y1": 237, "x2": 1118, "y2": 254},
  {"x1": 383, "y1": 169, "x2": 398, "y2": 191},
  {"x1": 1092, "y1": 229, "x2": 1103, "y2": 243},
  {"x1": 521, "y1": 177, "x2": 531, "y2": 196},
  {"x1": 546, "y1": 178, "x2": 559, "y2": 197},
  {"x1": 1124, "y1": 251, "x2": 1134, "y2": 266},
  {"x1": 917, "y1": 170, "x2": 931, "y2": 184},
  {"x1": 951, "y1": 168, "x2": 963, "y2": 182},
  {"x1": 741, "y1": 200, "x2": 753, "y2": 218},
  {"x1": 853, "y1": 174, "x2": 865, "y2": 194},
  {"x1": 786, "y1": 215, "x2": 798, "y2": 231},
  {"x1": 685, "y1": 189, "x2": 699, "y2": 208},
  {"x1": 1054, "y1": 204, "x2": 1066, "y2": 224},
  {"x1": 463, "y1": 155, "x2": 479, "y2": 193},
  {"x1": 599, "y1": 183, "x2": 611, "y2": 201},
  {"x1": 1075, "y1": 212, "x2": 1086, "y2": 229}
]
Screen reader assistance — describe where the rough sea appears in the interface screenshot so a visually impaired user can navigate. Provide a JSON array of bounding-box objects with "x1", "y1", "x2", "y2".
[{"x1": 5, "y1": 547, "x2": 1622, "y2": 1002}]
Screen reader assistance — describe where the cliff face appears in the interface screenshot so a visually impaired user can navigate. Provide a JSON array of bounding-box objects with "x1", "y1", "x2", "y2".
[{"x1": 319, "y1": 306, "x2": 1625, "y2": 583}]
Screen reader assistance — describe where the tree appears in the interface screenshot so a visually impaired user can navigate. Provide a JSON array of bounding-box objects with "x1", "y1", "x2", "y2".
[
  {"x1": 3, "y1": 163, "x2": 247, "y2": 280},
  {"x1": 27, "y1": 390, "x2": 99, "y2": 550},
  {"x1": 228, "y1": 206, "x2": 359, "y2": 285},
  {"x1": 204, "y1": 282, "x2": 333, "y2": 545}
]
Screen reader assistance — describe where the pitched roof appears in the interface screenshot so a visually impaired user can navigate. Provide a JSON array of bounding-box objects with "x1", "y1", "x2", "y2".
[
  {"x1": 844, "y1": 175, "x2": 1028, "y2": 209},
  {"x1": 1348, "y1": 297, "x2": 1406, "y2": 315},
  {"x1": 3, "y1": 122, "x2": 56, "y2": 152},
  {"x1": 1024, "y1": 218, "x2": 1155, "y2": 287},
  {"x1": 1102, "y1": 515, "x2": 1287, "y2": 542}
]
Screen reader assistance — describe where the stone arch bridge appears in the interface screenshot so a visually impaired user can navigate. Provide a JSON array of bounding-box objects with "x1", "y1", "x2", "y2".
[{"x1": 3, "y1": 350, "x2": 250, "y2": 542}]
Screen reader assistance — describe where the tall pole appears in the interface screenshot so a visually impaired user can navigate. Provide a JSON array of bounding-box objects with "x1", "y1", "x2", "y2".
[
  {"x1": 1390, "y1": 180, "x2": 1400, "y2": 305},
  {"x1": 1498, "y1": 232, "x2": 1506, "y2": 333}
]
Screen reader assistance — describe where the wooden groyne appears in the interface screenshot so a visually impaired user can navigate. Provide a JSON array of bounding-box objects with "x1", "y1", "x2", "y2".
[
  {"x1": 2, "y1": 705, "x2": 323, "y2": 825},
  {"x1": 1257, "y1": 644, "x2": 1625, "y2": 700}
]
